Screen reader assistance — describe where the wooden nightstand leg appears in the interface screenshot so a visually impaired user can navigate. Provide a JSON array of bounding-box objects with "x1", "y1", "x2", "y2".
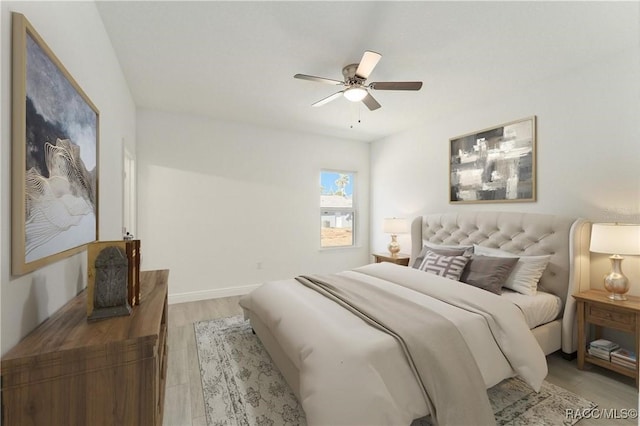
[{"x1": 577, "y1": 301, "x2": 585, "y2": 370}]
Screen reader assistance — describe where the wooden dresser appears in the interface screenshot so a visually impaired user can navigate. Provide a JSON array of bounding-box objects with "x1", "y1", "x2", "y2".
[{"x1": 1, "y1": 269, "x2": 169, "y2": 425}]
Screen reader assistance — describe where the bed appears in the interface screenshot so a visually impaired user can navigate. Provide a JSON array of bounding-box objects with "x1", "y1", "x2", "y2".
[{"x1": 239, "y1": 211, "x2": 591, "y2": 425}]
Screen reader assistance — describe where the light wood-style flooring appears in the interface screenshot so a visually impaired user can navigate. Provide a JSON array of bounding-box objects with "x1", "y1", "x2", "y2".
[{"x1": 163, "y1": 297, "x2": 639, "y2": 426}]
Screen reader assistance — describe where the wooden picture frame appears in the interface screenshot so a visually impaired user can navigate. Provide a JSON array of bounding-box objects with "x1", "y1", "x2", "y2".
[
  {"x1": 449, "y1": 116, "x2": 536, "y2": 204},
  {"x1": 12, "y1": 13, "x2": 99, "y2": 275}
]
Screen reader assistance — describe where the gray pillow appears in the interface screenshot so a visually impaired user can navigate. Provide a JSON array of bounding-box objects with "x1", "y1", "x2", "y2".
[
  {"x1": 473, "y1": 245, "x2": 551, "y2": 296},
  {"x1": 460, "y1": 254, "x2": 519, "y2": 294}
]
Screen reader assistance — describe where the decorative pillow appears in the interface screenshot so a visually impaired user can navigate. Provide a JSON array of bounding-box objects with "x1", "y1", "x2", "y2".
[
  {"x1": 418, "y1": 250, "x2": 469, "y2": 281},
  {"x1": 412, "y1": 242, "x2": 473, "y2": 268},
  {"x1": 460, "y1": 255, "x2": 519, "y2": 294},
  {"x1": 473, "y1": 245, "x2": 551, "y2": 296}
]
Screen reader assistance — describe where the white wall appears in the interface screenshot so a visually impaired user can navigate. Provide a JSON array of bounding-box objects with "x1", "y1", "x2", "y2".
[
  {"x1": 137, "y1": 110, "x2": 370, "y2": 303},
  {"x1": 0, "y1": 2, "x2": 136, "y2": 354},
  {"x1": 371, "y1": 43, "x2": 640, "y2": 293}
]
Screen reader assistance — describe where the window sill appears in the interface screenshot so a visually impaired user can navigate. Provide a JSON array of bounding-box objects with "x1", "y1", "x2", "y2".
[{"x1": 319, "y1": 245, "x2": 362, "y2": 252}]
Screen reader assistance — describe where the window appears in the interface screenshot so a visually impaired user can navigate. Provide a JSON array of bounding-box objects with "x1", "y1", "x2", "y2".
[{"x1": 320, "y1": 170, "x2": 355, "y2": 248}]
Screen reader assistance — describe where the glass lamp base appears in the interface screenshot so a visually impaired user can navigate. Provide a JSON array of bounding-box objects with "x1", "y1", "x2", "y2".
[
  {"x1": 388, "y1": 234, "x2": 400, "y2": 257},
  {"x1": 607, "y1": 292, "x2": 628, "y2": 301},
  {"x1": 604, "y1": 255, "x2": 629, "y2": 302}
]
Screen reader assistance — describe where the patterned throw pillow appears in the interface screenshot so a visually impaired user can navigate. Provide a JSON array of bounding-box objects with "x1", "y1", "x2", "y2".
[
  {"x1": 418, "y1": 250, "x2": 469, "y2": 280},
  {"x1": 412, "y1": 243, "x2": 473, "y2": 269}
]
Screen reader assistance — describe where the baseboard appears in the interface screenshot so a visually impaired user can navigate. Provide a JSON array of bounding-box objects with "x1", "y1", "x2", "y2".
[{"x1": 168, "y1": 283, "x2": 261, "y2": 304}]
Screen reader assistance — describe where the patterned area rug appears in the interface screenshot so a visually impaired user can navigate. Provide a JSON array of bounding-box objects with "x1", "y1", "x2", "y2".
[{"x1": 194, "y1": 315, "x2": 596, "y2": 426}]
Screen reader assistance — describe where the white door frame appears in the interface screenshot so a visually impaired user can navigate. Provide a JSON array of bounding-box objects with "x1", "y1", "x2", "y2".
[{"x1": 123, "y1": 146, "x2": 137, "y2": 237}]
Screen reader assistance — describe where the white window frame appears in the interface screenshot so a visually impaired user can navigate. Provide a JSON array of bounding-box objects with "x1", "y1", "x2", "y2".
[{"x1": 320, "y1": 170, "x2": 356, "y2": 249}]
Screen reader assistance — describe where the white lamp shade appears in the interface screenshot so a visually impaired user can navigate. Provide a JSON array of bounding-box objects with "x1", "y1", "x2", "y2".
[
  {"x1": 590, "y1": 223, "x2": 640, "y2": 255},
  {"x1": 383, "y1": 218, "x2": 408, "y2": 234}
]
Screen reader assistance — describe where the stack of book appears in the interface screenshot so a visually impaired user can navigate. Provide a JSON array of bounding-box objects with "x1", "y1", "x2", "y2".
[
  {"x1": 588, "y1": 339, "x2": 619, "y2": 361},
  {"x1": 611, "y1": 348, "x2": 637, "y2": 370}
]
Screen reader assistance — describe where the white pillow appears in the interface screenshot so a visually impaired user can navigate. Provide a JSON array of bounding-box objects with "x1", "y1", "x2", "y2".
[{"x1": 473, "y1": 245, "x2": 551, "y2": 296}]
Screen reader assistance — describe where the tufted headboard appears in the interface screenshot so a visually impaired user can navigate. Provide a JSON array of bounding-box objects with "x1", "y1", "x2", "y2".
[{"x1": 411, "y1": 212, "x2": 591, "y2": 354}]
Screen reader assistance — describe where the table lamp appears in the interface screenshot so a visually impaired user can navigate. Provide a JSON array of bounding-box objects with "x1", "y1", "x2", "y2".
[
  {"x1": 589, "y1": 223, "x2": 640, "y2": 301},
  {"x1": 383, "y1": 218, "x2": 408, "y2": 257}
]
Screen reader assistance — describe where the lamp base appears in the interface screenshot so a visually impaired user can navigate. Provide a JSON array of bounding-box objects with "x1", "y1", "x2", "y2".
[
  {"x1": 387, "y1": 234, "x2": 400, "y2": 257},
  {"x1": 604, "y1": 255, "x2": 629, "y2": 302},
  {"x1": 607, "y1": 293, "x2": 628, "y2": 301}
]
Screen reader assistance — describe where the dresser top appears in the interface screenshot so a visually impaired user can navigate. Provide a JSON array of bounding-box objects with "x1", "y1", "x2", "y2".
[{"x1": 2, "y1": 269, "x2": 169, "y2": 364}]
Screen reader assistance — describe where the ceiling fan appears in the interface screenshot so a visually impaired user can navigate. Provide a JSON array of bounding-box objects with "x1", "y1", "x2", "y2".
[{"x1": 294, "y1": 50, "x2": 422, "y2": 111}]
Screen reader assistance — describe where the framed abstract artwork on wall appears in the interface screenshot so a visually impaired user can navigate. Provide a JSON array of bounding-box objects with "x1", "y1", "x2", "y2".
[
  {"x1": 12, "y1": 13, "x2": 99, "y2": 275},
  {"x1": 449, "y1": 116, "x2": 536, "y2": 204}
]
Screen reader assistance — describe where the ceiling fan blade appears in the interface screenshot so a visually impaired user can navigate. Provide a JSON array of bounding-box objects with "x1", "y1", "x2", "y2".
[
  {"x1": 312, "y1": 91, "x2": 344, "y2": 107},
  {"x1": 294, "y1": 74, "x2": 344, "y2": 85},
  {"x1": 370, "y1": 81, "x2": 423, "y2": 91},
  {"x1": 362, "y1": 93, "x2": 381, "y2": 111},
  {"x1": 355, "y1": 50, "x2": 382, "y2": 79}
]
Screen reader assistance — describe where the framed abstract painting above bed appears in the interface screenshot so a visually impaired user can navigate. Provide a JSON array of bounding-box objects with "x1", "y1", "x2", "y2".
[
  {"x1": 11, "y1": 13, "x2": 99, "y2": 275},
  {"x1": 449, "y1": 116, "x2": 536, "y2": 203}
]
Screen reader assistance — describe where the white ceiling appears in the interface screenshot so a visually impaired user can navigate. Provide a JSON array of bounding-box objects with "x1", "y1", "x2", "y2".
[{"x1": 96, "y1": 1, "x2": 638, "y2": 142}]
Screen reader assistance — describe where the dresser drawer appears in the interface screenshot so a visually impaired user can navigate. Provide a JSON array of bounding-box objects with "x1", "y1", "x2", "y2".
[{"x1": 587, "y1": 304, "x2": 635, "y2": 331}]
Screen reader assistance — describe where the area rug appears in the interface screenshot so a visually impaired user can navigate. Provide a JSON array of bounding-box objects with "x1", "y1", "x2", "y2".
[{"x1": 194, "y1": 316, "x2": 596, "y2": 426}]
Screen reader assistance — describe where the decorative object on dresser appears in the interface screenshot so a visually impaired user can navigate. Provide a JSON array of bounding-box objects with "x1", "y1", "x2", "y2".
[
  {"x1": 11, "y1": 13, "x2": 99, "y2": 275},
  {"x1": 589, "y1": 223, "x2": 640, "y2": 301},
  {"x1": 383, "y1": 217, "x2": 408, "y2": 256},
  {"x1": 372, "y1": 252, "x2": 410, "y2": 266},
  {"x1": 449, "y1": 116, "x2": 536, "y2": 203},
  {"x1": 574, "y1": 290, "x2": 640, "y2": 385},
  {"x1": 87, "y1": 239, "x2": 141, "y2": 320},
  {"x1": 1, "y1": 270, "x2": 169, "y2": 425}
]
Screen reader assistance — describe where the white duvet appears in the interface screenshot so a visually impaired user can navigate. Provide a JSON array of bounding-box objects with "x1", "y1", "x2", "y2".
[{"x1": 239, "y1": 263, "x2": 548, "y2": 426}]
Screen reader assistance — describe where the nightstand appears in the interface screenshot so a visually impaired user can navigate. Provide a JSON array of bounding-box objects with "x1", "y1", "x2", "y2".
[
  {"x1": 372, "y1": 253, "x2": 411, "y2": 266},
  {"x1": 574, "y1": 290, "x2": 640, "y2": 385}
]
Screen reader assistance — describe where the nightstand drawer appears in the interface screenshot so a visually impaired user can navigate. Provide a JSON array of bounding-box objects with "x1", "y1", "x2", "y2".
[{"x1": 587, "y1": 304, "x2": 635, "y2": 330}]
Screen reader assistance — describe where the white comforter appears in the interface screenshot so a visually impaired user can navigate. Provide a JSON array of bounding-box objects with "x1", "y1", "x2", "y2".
[{"x1": 239, "y1": 263, "x2": 547, "y2": 426}]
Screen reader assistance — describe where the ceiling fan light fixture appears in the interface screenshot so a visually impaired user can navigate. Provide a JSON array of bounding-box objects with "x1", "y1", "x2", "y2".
[{"x1": 343, "y1": 86, "x2": 368, "y2": 102}]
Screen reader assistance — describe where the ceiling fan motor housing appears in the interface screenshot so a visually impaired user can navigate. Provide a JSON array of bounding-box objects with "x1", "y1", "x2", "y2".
[{"x1": 342, "y1": 63, "x2": 365, "y2": 85}]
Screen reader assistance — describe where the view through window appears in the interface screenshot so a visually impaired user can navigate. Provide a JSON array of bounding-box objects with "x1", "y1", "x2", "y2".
[{"x1": 320, "y1": 170, "x2": 355, "y2": 248}]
